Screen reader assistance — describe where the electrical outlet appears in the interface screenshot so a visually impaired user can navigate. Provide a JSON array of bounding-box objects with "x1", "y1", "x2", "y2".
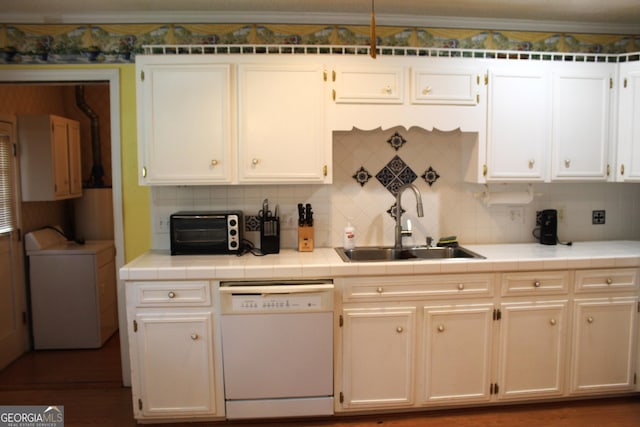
[
  {"x1": 592, "y1": 210, "x2": 605, "y2": 225},
  {"x1": 557, "y1": 207, "x2": 565, "y2": 223},
  {"x1": 155, "y1": 215, "x2": 170, "y2": 233},
  {"x1": 508, "y1": 206, "x2": 524, "y2": 224}
]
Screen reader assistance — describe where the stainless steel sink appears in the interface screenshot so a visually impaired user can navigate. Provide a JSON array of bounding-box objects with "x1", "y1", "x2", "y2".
[{"x1": 335, "y1": 246, "x2": 485, "y2": 262}]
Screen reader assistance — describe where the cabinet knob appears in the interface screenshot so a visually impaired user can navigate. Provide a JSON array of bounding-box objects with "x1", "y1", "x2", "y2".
[
  {"x1": 533, "y1": 280, "x2": 541, "y2": 288},
  {"x1": 211, "y1": 159, "x2": 219, "y2": 166},
  {"x1": 191, "y1": 333, "x2": 199, "y2": 340},
  {"x1": 457, "y1": 283, "x2": 464, "y2": 291},
  {"x1": 383, "y1": 85, "x2": 392, "y2": 94},
  {"x1": 251, "y1": 158, "x2": 260, "y2": 166},
  {"x1": 564, "y1": 159, "x2": 571, "y2": 168},
  {"x1": 528, "y1": 159, "x2": 535, "y2": 169},
  {"x1": 376, "y1": 287, "x2": 384, "y2": 294},
  {"x1": 587, "y1": 316, "x2": 594, "y2": 324},
  {"x1": 606, "y1": 278, "x2": 613, "y2": 285},
  {"x1": 168, "y1": 291, "x2": 176, "y2": 299},
  {"x1": 396, "y1": 326, "x2": 404, "y2": 333},
  {"x1": 549, "y1": 318, "x2": 557, "y2": 326},
  {"x1": 437, "y1": 324, "x2": 445, "y2": 332},
  {"x1": 422, "y1": 86, "x2": 432, "y2": 95}
]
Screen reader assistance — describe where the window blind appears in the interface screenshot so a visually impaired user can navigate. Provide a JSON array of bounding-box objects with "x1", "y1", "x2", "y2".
[{"x1": 0, "y1": 134, "x2": 15, "y2": 234}]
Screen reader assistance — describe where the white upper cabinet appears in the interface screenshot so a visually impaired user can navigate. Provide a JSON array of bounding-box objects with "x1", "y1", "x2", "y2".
[
  {"x1": 333, "y1": 66, "x2": 404, "y2": 104},
  {"x1": 550, "y1": 63, "x2": 613, "y2": 181},
  {"x1": 411, "y1": 67, "x2": 479, "y2": 106},
  {"x1": 616, "y1": 60, "x2": 640, "y2": 181},
  {"x1": 485, "y1": 61, "x2": 551, "y2": 181},
  {"x1": 137, "y1": 58, "x2": 233, "y2": 185},
  {"x1": 237, "y1": 62, "x2": 330, "y2": 184}
]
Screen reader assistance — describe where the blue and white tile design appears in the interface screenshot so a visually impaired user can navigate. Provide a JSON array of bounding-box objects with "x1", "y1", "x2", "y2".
[{"x1": 376, "y1": 155, "x2": 418, "y2": 195}]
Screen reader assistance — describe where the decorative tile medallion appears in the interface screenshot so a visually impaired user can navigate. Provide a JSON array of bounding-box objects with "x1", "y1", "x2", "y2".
[
  {"x1": 386, "y1": 131, "x2": 407, "y2": 151},
  {"x1": 245, "y1": 215, "x2": 261, "y2": 231},
  {"x1": 387, "y1": 202, "x2": 405, "y2": 220},
  {"x1": 376, "y1": 155, "x2": 417, "y2": 195},
  {"x1": 421, "y1": 166, "x2": 440, "y2": 187},
  {"x1": 352, "y1": 166, "x2": 372, "y2": 187}
]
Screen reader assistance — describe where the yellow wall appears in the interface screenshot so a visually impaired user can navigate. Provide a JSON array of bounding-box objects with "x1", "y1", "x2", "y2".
[{"x1": 0, "y1": 64, "x2": 150, "y2": 262}]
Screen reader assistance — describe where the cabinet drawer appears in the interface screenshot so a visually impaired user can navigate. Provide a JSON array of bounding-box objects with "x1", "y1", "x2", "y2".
[
  {"x1": 132, "y1": 281, "x2": 211, "y2": 307},
  {"x1": 574, "y1": 268, "x2": 638, "y2": 293},
  {"x1": 411, "y1": 68, "x2": 479, "y2": 105},
  {"x1": 343, "y1": 274, "x2": 494, "y2": 302},
  {"x1": 501, "y1": 271, "x2": 569, "y2": 296}
]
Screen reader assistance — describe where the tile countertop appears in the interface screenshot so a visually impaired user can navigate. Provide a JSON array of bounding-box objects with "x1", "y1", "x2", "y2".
[{"x1": 119, "y1": 241, "x2": 640, "y2": 282}]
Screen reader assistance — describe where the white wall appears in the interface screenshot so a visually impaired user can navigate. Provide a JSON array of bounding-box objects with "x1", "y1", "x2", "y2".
[{"x1": 151, "y1": 126, "x2": 640, "y2": 250}]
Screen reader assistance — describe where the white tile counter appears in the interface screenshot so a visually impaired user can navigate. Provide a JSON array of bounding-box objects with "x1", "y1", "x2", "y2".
[{"x1": 119, "y1": 241, "x2": 640, "y2": 281}]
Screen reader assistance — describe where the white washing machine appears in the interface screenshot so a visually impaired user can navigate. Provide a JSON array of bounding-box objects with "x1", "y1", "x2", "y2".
[{"x1": 25, "y1": 227, "x2": 118, "y2": 349}]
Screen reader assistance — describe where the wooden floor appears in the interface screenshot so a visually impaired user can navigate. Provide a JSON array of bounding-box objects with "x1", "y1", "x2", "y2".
[{"x1": 1, "y1": 332, "x2": 639, "y2": 427}]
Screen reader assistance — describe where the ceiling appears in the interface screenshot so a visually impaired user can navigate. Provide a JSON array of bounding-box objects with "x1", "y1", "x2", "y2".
[{"x1": 1, "y1": 0, "x2": 640, "y2": 34}]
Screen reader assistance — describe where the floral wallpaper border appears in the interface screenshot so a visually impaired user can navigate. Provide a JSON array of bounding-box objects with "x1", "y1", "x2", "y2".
[{"x1": 1, "y1": 23, "x2": 639, "y2": 64}]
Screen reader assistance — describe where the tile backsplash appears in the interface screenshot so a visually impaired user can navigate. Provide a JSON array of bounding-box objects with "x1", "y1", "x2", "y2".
[{"x1": 151, "y1": 127, "x2": 640, "y2": 250}]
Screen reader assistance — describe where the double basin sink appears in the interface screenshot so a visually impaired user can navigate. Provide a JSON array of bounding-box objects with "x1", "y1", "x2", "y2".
[{"x1": 336, "y1": 245, "x2": 485, "y2": 262}]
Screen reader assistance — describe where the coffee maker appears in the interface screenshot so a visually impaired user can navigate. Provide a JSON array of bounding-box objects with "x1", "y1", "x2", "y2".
[{"x1": 539, "y1": 209, "x2": 558, "y2": 245}]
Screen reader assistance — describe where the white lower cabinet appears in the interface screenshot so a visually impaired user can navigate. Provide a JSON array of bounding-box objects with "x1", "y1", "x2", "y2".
[
  {"x1": 126, "y1": 281, "x2": 224, "y2": 422},
  {"x1": 570, "y1": 298, "x2": 638, "y2": 394},
  {"x1": 497, "y1": 301, "x2": 568, "y2": 400},
  {"x1": 341, "y1": 306, "x2": 416, "y2": 409},
  {"x1": 421, "y1": 304, "x2": 493, "y2": 405},
  {"x1": 338, "y1": 268, "x2": 639, "y2": 415}
]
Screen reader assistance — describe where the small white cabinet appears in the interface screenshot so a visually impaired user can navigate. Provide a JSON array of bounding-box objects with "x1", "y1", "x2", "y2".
[
  {"x1": 19, "y1": 114, "x2": 82, "y2": 200},
  {"x1": 497, "y1": 301, "x2": 568, "y2": 400},
  {"x1": 550, "y1": 63, "x2": 613, "y2": 181},
  {"x1": 616, "y1": 60, "x2": 640, "y2": 181},
  {"x1": 341, "y1": 306, "x2": 416, "y2": 409},
  {"x1": 332, "y1": 66, "x2": 404, "y2": 104},
  {"x1": 237, "y1": 62, "x2": 330, "y2": 183},
  {"x1": 411, "y1": 67, "x2": 479, "y2": 106},
  {"x1": 485, "y1": 62, "x2": 551, "y2": 181},
  {"x1": 126, "y1": 281, "x2": 224, "y2": 422},
  {"x1": 136, "y1": 59, "x2": 233, "y2": 185},
  {"x1": 421, "y1": 304, "x2": 493, "y2": 405}
]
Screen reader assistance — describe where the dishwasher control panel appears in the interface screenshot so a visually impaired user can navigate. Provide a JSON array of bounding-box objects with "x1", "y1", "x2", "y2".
[
  {"x1": 231, "y1": 294, "x2": 323, "y2": 312},
  {"x1": 219, "y1": 281, "x2": 334, "y2": 314}
]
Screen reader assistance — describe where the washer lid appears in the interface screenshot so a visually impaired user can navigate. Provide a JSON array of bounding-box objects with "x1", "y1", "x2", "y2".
[{"x1": 25, "y1": 226, "x2": 68, "y2": 252}]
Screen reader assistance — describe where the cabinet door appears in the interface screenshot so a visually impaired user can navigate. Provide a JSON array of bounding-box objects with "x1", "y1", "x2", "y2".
[
  {"x1": 486, "y1": 62, "x2": 550, "y2": 181},
  {"x1": 570, "y1": 298, "x2": 637, "y2": 394},
  {"x1": 497, "y1": 301, "x2": 567, "y2": 400},
  {"x1": 421, "y1": 304, "x2": 493, "y2": 405},
  {"x1": 617, "y1": 62, "x2": 640, "y2": 181},
  {"x1": 132, "y1": 312, "x2": 219, "y2": 417},
  {"x1": 333, "y1": 66, "x2": 404, "y2": 104},
  {"x1": 411, "y1": 67, "x2": 479, "y2": 105},
  {"x1": 66, "y1": 120, "x2": 83, "y2": 197},
  {"x1": 137, "y1": 62, "x2": 232, "y2": 184},
  {"x1": 237, "y1": 63, "x2": 329, "y2": 183},
  {"x1": 551, "y1": 65, "x2": 612, "y2": 181},
  {"x1": 341, "y1": 307, "x2": 416, "y2": 409},
  {"x1": 51, "y1": 116, "x2": 70, "y2": 198}
]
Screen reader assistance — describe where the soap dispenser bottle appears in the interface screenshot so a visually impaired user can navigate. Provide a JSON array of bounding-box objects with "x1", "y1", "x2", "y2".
[{"x1": 343, "y1": 220, "x2": 356, "y2": 249}]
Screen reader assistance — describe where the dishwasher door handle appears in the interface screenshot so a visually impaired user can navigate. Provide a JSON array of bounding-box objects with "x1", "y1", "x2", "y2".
[{"x1": 219, "y1": 283, "x2": 334, "y2": 296}]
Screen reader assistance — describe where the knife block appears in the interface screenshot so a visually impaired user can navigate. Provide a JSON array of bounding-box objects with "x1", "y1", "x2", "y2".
[{"x1": 297, "y1": 225, "x2": 314, "y2": 252}]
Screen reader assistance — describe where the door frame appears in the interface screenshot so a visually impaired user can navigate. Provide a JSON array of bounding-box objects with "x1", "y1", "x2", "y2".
[
  {"x1": 0, "y1": 68, "x2": 129, "y2": 385},
  {"x1": 0, "y1": 115, "x2": 28, "y2": 369}
]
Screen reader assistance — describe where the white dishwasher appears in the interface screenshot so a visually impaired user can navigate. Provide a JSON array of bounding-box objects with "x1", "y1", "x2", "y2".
[{"x1": 219, "y1": 280, "x2": 334, "y2": 419}]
